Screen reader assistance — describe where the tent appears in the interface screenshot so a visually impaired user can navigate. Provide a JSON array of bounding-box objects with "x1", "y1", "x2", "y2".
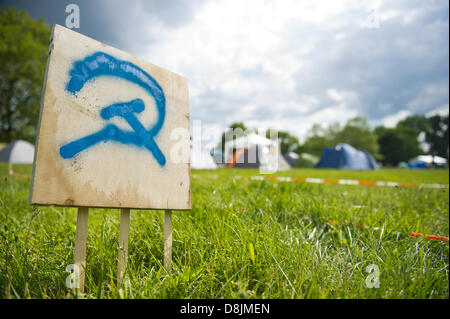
[
  {"x1": 224, "y1": 133, "x2": 290, "y2": 170},
  {"x1": 231, "y1": 146, "x2": 260, "y2": 169},
  {"x1": 230, "y1": 145, "x2": 291, "y2": 170},
  {"x1": 191, "y1": 145, "x2": 217, "y2": 169},
  {"x1": 293, "y1": 152, "x2": 319, "y2": 168},
  {"x1": 398, "y1": 161, "x2": 409, "y2": 168},
  {"x1": 210, "y1": 148, "x2": 225, "y2": 167},
  {"x1": 282, "y1": 152, "x2": 319, "y2": 168},
  {"x1": 224, "y1": 133, "x2": 276, "y2": 167},
  {"x1": 408, "y1": 155, "x2": 448, "y2": 168},
  {"x1": 0, "y1": 140, "x2": 35, "y2": 164},
  {"x1": 224, "y1": 133, "x2": 274, "y2": 162},
  {"x1": 283, "y1": 152, "x2": 299, "y2": 168},
  {"x1": 315, "y1": 143, "x2": 378, "y2": 170}
]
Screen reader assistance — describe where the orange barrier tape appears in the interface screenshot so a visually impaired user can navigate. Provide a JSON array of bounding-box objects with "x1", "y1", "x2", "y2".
[
  {"x1": 192, "y1": 174, "x2": 449, "y2": 189},
  {"x1": 328, "y1": 219, "x2": 449, "y2": 243},
  {"x1": 245, "y1": 175, "x2": 448, "y2": 189},
  {"x1": 359, "y1": 180, "x2": 377, "y2": 186},
  {"x1": 410, "y1": 232, "x2": 449, "y2": 242},
  {"x1": 322, "y1": 179, "x2": 339, "y2": 184}
]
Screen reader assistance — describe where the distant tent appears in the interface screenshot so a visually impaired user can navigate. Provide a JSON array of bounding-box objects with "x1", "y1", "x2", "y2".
[
  {"x1": 398, "y1": 161, "x2": 409, "y2": 168},
  {"x1": 315, "y1": 143, "x2": 378, "y2": 170},
  {"x1": 0, "y1": 140, "x2": 35, "y2": 164},
  {"x1": 408, "y1": 161, "x2": 428, "y2": 169},
  {"x1": 224, "y1": 133, "x2": 274, "y2": 160},
  {"x1": 231, "y1": 146, "x2": 260, "y2": 168},
  {"x1": 282, "y1": 152, "x2": 319, "y2": 168},
  {"x1": 408, "y1": 155, "x2": 448, "y2": 169},
  {"x1": 191, "y1": 145, "x2": 217, "y2": 169},
  {"x1": 230, "y1": 145, "x2": 290, "y2": 170},
  {"x1": 275, "y1": 152, "x2": 291, "y2": 170},
  {"x1": 210, "y1": 149, "x2": 224, "y2": 167},
  {"x1": 294, "y1": 153, "x2": 319, "y2": 168},
  {"x1": 283, "y1": 152, "x2": 299, "y2": 168},
  {"x1": 224, "y1": 133, "x2": 290, "y2": 170}
]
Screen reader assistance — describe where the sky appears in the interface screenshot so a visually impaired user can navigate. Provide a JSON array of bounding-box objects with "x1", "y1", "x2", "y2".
[{"x1": 1, "y1": 0, "x2": 449, "y2": 145}]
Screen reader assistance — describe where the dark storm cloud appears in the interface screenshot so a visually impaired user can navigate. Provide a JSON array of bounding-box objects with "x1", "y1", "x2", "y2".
[
  {"x1": 0, "y1": 0, "x2": 205, "y2": 56},
  {"x1": 192, "y1": 89, "x2": 249, "y2": 124},
  {"x1": 292, "y1": 0, "x2": 449, "y2": 122}
]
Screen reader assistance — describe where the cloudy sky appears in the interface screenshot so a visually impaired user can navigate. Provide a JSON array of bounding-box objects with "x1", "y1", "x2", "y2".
[{"x1": 2, "y1": 0, "x2": 449, "y2": 144}]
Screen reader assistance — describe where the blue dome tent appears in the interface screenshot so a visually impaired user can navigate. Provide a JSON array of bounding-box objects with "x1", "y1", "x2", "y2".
[{"x1": 315, "y1": 143, "x2": 378, "y2": 170}]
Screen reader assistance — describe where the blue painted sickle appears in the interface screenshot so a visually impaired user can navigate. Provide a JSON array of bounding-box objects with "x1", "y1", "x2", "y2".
[
  {"x1": 59, "y1": 52, "x2": 166, "y2": 166},
  {"x1": 60, "y1": 99, "x2": 166, "y2": 165}
]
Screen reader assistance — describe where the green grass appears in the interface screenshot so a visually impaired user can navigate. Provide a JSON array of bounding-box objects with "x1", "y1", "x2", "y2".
[{"x1": 0, "y1": 164, "x2": 448, "y2": 298}]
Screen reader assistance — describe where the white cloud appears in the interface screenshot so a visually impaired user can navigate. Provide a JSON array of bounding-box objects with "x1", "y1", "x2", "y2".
[
  {"x1": 327, "y1": 88, "x2": 359, "y2": 103},
  {"x1": 137, "y1": 0, "x2": 448, "y2": 142},
  {"x1": 380, "y1": 10, "x2": 399, "y2": 22},
  {"x1": 381, "y1": 110, "x2": 412, "y2": 128},
  {"x1": 426, "y1": 104, "x2": 450, "y2": 117}
]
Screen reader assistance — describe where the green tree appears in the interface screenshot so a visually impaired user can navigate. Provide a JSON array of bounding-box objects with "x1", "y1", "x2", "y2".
[
  {"x1": 426, "y1": 114, "x2": 449, "y2": 158},
  {"x1": 397, "y1": 115, "x2": 430, "y2": 136},
  {"x1": 375, "y1": 113, "x2": 449, "y2": 165},
  {"x1": 0, "y1": 7, "x2": 50, "y2": 143},
  {"x1": 300, "y1": 123, "x2": 336, "y2": 157},
  {"x1": 301, "y1": 135, "x2": 334, "y2": 157},
  {"x1": 301, "y1": 117, "x2": 381, "y2": 159},
  {"x1": 219, "y1": 122, "x2": 248, "y2": 154},
  {"x1": 335, "y1": 117, "x2": 381, "y2": 159},
  {"x1": 266, "y1": 129, "x2": 300, "y2": 154},
  {"x1": 375, "y1": 126, "x2": 422, "y2": 165}
]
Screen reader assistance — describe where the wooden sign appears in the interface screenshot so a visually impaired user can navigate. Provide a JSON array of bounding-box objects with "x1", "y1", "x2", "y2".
[
  {"x1": 29, "y1": 25, "x2": 190, "y2": 294},
  {"x1": 29, "y1": 24, "x2": 190, "y2": 210}
]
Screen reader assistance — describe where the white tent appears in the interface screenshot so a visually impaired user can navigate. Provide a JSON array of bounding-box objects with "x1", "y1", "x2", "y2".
[
  {"x1": 283, "y1": 152, "x2": 299, "y2": 167},
  {"x1": 191, "y1": 146, "x2": 217, "y2": 169},
  {"x1": 224, "y1": 133, "x2": 290, "y2": 171},
  {"x1": 0, "y1": 140, "x2": 35, "y2": 164},
  {"x1": 409, "y1": 155, "x2": 448, "y2": 165},
  {"x1": 224, "y1": 133, "x2": 275, "y2": 164}
]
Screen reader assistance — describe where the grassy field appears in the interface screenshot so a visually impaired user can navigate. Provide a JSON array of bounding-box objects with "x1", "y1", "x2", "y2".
[{"x1": 0, "y1": 163, "x2": 448, "y2": 299}]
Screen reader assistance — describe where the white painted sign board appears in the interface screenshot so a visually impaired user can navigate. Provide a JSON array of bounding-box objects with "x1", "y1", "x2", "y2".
[{"x1": 29, "y1": 25, "x2": 191, "y2": 210}]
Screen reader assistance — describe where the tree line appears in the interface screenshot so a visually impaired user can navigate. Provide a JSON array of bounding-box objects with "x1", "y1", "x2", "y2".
[
  {"x1": 222, "y1": 113, "x2": 448, "y2": 166},
  {"x1": 0, "y1": 7, "x2": 50, "y2": 143}
]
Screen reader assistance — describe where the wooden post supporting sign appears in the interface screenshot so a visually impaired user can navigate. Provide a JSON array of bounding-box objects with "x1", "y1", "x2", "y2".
[
  {"x1": 117, "y1": 208, "x2": 130, "y2": 286},
  {"x1": 74, "y1": 207, "x2": 88, "y2": 295},
  {"x1": 164, "y1": 210, "x2": 173, "y2": 271}
]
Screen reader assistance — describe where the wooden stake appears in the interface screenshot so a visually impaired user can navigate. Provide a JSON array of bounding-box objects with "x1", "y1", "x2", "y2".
[
  {"x1": 164, "y1": 210, "x2": 173, "y2": 271},
  {"x1": 74, "y1": 207, "x2": 89, "y2": 295},
  {"x1": 117, "y1": 208, "x2": 130, "y2": 286}
]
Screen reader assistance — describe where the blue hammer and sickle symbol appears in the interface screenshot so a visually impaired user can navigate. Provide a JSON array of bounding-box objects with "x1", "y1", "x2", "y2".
[{"x1": 59, "y1": 52, "x2": 166, "y2": 166}]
